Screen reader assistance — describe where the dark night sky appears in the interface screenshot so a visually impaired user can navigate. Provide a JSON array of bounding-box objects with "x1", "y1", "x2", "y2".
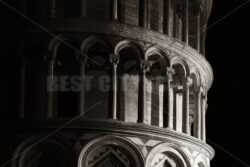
[
  {"x1": 206, "y1": 0, "x2": 250, "y2": 166},
  {"x1": 0, "y1": 0, "x2": 249, "y2": 166}
]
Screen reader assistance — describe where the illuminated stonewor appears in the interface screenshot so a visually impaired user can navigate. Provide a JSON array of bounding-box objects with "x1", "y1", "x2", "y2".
[{"x1": 0, "y1": 0, "x2": 214, "y2": 166}]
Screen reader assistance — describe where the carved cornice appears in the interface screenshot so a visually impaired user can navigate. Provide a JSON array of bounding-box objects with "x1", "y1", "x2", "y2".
[{"x1": 1, "y1": 120, "x2": 215, "y2": 160}]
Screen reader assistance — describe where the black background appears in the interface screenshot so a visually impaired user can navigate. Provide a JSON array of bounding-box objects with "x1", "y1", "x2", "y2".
[
  {"x1": 206, "y1": 0, "x2": 250, "y2": 166},
  {"x1": 0, "y1": 0, "x2": 250, "y2": 166}
]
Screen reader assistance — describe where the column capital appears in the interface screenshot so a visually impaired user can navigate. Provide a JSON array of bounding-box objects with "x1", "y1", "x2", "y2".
[
  {"x1": 195, "y1": 86, "x2": 204, "y2": 95},
  {"x1": 167, "y1": 67, "x2": 175, "y2": 75},
  {"x1": 166, "y1": 67, "x2": 175, "y2": 82},
  {"x1": 202, "y1": 93, "x2": 207, "y2": 99},
  {"x1": 140, "y1": 60, "x2": 150, "y2": 73},
  {"x1": 181, "y1": 76, "x2": 193, "y2": 88},
  {"x1": 77, "y1": 52, "x2": 88, "y2": 63},
  {"x1": 109, "y1": 53, "x2": 119, "y2": 65},
  {"x1": 185, "y1": 76, "x2": 193, "y2": 86}
]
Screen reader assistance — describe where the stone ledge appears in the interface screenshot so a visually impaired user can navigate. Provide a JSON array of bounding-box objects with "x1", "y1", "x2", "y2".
[{"x1": 0, "y1": 119, "x2": 215, "y2": 159}]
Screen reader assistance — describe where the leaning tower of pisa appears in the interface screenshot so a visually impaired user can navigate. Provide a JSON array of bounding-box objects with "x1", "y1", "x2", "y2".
[{"x1": 0, "y1": 0, "x2": 214, "y2": 166}]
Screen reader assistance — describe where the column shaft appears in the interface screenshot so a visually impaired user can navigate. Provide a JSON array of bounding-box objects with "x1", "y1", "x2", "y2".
[
  {"x1": 138, "y1": 71, "x2": 146, "y2": 123},
  {"x1": 140, "y1": 0, "x2": 148, "y2": 28},
  {"x1": 175, "y1": 87, "x2": 183, "y2": 132},
  {"x1": 79, "y1": 61, "x2": 86, "y2": 116},
  {"x1": 182, "y1": 0, "x2": 189, "y2": 44},
  {"x1": 111, "y1": 63, "x2": 118, "y2": 119},
  {"x1": 110, "y1": 0, "x2": 118, "y2": 20},
  {"x1": 183, "y1": 77, "x2": 190, "y2": 134},
  {"x1": 81, "y1": 0, "x2": 87, "y2": 17},
  {"x1": 201, "y1": 95, "x2": 207, "y2": 142},
  {"x1": 47, "y1": 62, "x2": 55, "y2": 118},
  {"x1": 195, "y1": 13, "x2": 201, "y2": 52},
  {"x1": 194, "y1": 89, "x2": 202, "y2": 139},
  {"x1": 200, "y1": 24, "x2": 206, "y2": 55},
  {"x1": 167, "y1": 74, "x2": 173, "y2": 129}
]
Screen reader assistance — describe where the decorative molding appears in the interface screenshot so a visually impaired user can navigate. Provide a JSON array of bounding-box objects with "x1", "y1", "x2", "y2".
[
  {"x1": 126, "y1": 137, "x2": 162, "y2": 157},
  {"x1": 78, "y1": 135, "x2": 145, "y2": 167},
  {"x1": 3, "y1": 120, "x2": 215, "y2": 160}
]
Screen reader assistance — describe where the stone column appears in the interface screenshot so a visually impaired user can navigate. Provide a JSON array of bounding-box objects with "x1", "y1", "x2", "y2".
[
  {"x1": 164, "y1": 0, "x2": 169, "y2": 34},
  {"x1": 164, "y1": 0, "x2": 173, "y2": 36},
  {"x1": 138, "y1": 60, "x2": 150, "y2": 123},
  {"x1": 78, "y1": 54, "x2": 87, "y2": 116},
  {"x1": 166, "y1": 68, "x2": 174, "y2": 129},
  {"x1": 200, "y1": 23, "x2": 206, "y2": 55},
  {"x1": 195, "y1": 11, "x2": 201, "y2": 52},
  {"x1": 47, "y1": 61, "x2": 55, "y2": 118},
  {"x1": 81, "y1": 0, "x2": 87, "y2": 17},
  {"x1": 182, "y1": 0, "x2": 189, "y2": 44},
  {"x1": 194, "y1": 87, "x2": 202, "y2": 139},
  {"x1": 48, "y1": 0, "x2": 56, "y2": 18},
  {"x1": 183, "y1": 77, "x2": 192, "y2": 134},
  {"x1": 174, "y1": 86, "x2": 183, "y2": 132},
  {"x1": 140, "y1": 0, "x2": 148, "y2": 28},
  {"x1": 110, "y1": 54, "x2": 119, "y2": 120},
  {"x1": 110, "y1": 0, "x2": 118, "y2": 20},
  {"x1": 201, "y1": 93, "x2": 207, "y2": 142}
]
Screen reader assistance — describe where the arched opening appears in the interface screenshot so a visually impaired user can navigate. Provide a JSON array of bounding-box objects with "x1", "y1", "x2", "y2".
[
  {"x1": 12, "y1": 136, "x2": 76, "y2": 167},
  {"x1": 148, "y1": 0, "x2": 164, "y2": 32},
  {"x1": 86, "y1": 145, "x2": 138, "y2": 167},
  {"x1": 79, "y1": 136, "x2": 144, "y2": 167},
  {"x1": 54, "y1": 43, "x2": 80, "y2": 118},
  {"x1": 22, "y1": 41, "x2": 47, "y2": 119},
  {"x1": 172, "y1": 63, "x2": 186, "y2": 132},
  {"x1": 151, "y1": 152, "x2": 185, "y2": 167},
  {"x1": 84, "y1": 41, "x2": 111, "y2": 120},
  {"x1": 145, "y1": 54, "x2": 166, "y2": 127},
  {"x1": 117, "y1": 45, "x2": 141, "y2": 123},
  {"x1": 146, "y1": 144, "x2": 189, "y2": 167},
  {"x1": 120, "y1": 0, "x2": 140, "y2": 26},
  {"x1": 189, "y1": 73, "x2": 199, "y2": 136}
]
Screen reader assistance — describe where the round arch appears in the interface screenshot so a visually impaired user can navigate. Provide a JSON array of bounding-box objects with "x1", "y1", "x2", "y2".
[
  {"x1": 79, "y1": 36, "x2": 113, "y2": 120},
  {"x1": 11, "y1": 134, "x2": 77, "y2": 167},
  {"x1": 189, "y1": 70, "x2": 202, "y2": 91},
  {"x1": 189, "y1": 67, "x2": 203, "y2": 88},
  {"x1": 47, "y1": 35, "x2": 67, "y2": 61},
  {"x1": 80, "y1": 36, "x2": 114, "y2": 69},
  {"x1": 171, "y1": 57, "x2": 190, "y2": 77},
  {"x1": 145, "y1": 47, "x2": 171, "y2": 67},
  {"x1": 146, "y1": 143, "x2": 191, "y2": 167},
  {"x1": 193, "y1": 154, "x2": 209, "y2": 167},
  {"x1": 78, "y1": 135, "x2": 145, "y2": 167},
  {"x1": 80, "y1": 36, "x2": 114, "y2": 54},
  {"x1": 114, "y1": 40, "x2": 144, "y2": 60}
]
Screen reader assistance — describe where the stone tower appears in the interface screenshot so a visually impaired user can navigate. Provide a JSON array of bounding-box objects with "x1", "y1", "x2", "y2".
[{"x1": 0, "y1": 0, "x2": 214, "y2": 166}]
